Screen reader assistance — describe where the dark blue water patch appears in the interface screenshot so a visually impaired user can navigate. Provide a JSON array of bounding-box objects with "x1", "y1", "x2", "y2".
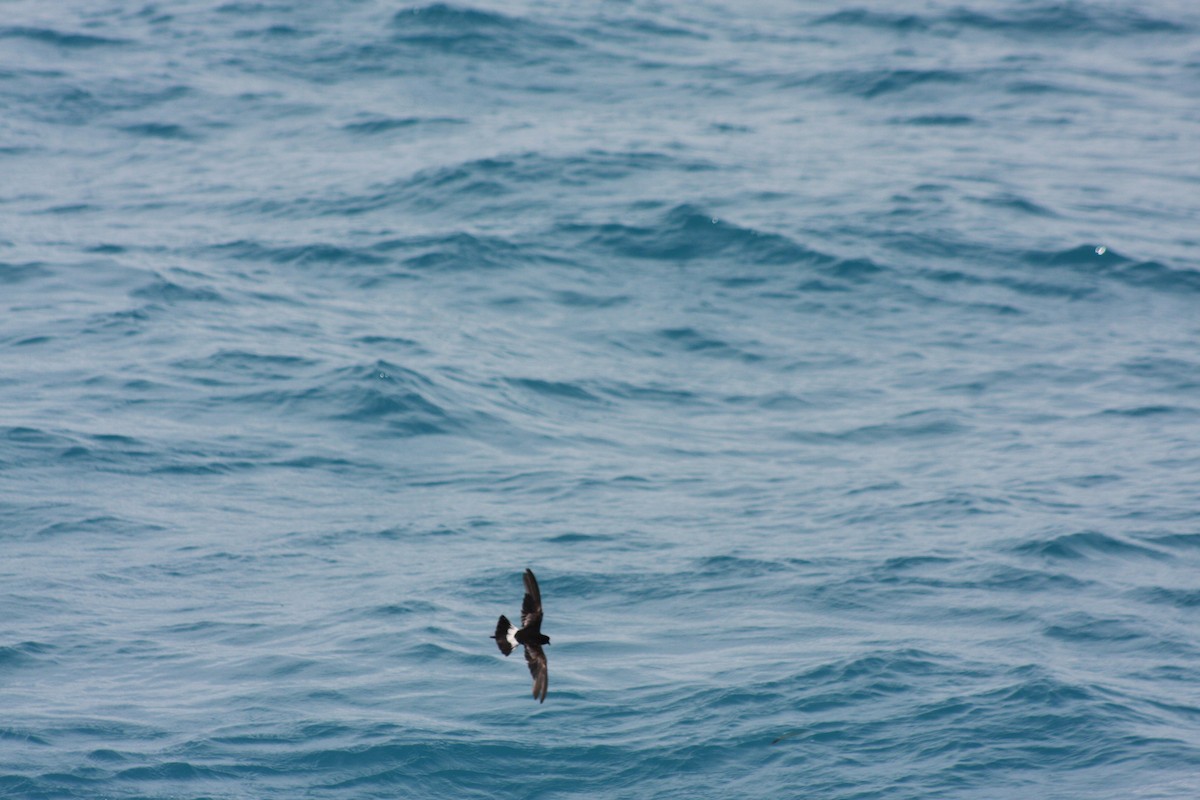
[
  {"x1": 172, "y1": 350, "x2": 321, "y2": 386},
  {"x1": 353, "y1": 335, "x2": 424, "y2": 351},
  {"x1": 826, "y1": 256, "x2": 887, "y2": 281},
  {"x1": 1120, "y1": 357, "x2": 1200, "y2": 391},
  {"x1": 8, "y1": 335, "x2": 52, "y2": 347},
  {"x1": 691, "y1": 554, "x2": 803, "y2": 581},
  {"x1": 773, "y1": 649, "x2": 963, "y2": 720},
  {"x1": 974, "y1": 563, "x2": 1099, "y2": 594},
  {"x1": 909, "y1": 241, "x2": 1200, "y2": 300},
  {"x1": 219, "y1": 150, "x2": 714, "y2": 221},
  {"x1": 211, "y1": 232, "x2": 531, "y2": 283},
  {"x1": 504, "y1": 378, "x2": 605, "y2": 404},
  {"x1": 587, "y1": 381, "x2": 704, "y2": 412},
  {"x1": 11, "y1": 424, "x2": 255, "y2": 474},
  {"x1": 301, "y1": 382, "x2": 450, "y2": 431},
  {"x1": 1017, "y1": 245, "x2": 1200, "y2": 298},
  {"x1": 1102, "y1": 259, "x2": 1200, "y2": 295},
  {"x1": 545, "y1": 531, "x2": 620, "y2": 545},
  {"x1": 568, "y1": 204, "x2": 835, "y2": 266},
  {"x1": 0, "y1": 26, "x2": 130, "y2": 49},
  {"x1": 917, "y1": 265, "x2": 1092, "y2": 300},
  {"x1": 233, "y1": 23, "x2": 309, "y2": 41},
  {"x1": 32, "y1": 203, "x2": 97, "y2": 215},
  {"x1": 129, "y1": 273, "x2": 224, "y2": 304},
  {"x1": 789, "y1": 409, "x2": 969, "y2": 447},
  {"x1": 1043, "y1": 612, "x2": 1152, "y2": 646},
  {"x1": 209, "y1": 239, "x2": 390, "y2": 268},
  {"x1": 894, "y1": 114, "x2": 977, "y2": 126},
  {"x1": 0, "y1": 726, "x2": 52, "y2": 748},
  {"x1": 215, "y1": 1, "x2": 285, "y2": 14},
  {"x1": 270, "y1": 455, "x2": 361, "y2": 472},
  {"x1": 1, "y1": 426, "x2": 76, "y2": 453},
  {"x1": 341, "y1": 151, "x2": 715, "y2": 217},
  {"x1": 1058, "y1": 473, "x2": 1123, "y2": 489},
  {"x1": 379, "y1": 233, "x2": 532, "y2": 274},
  {"x1": 0, "y1": 776, "x2": 38, "y2": 797},
  {"x1": 813, "y1": 5, "x2": 1188, "y2": 37},
  {"x1": 801, "y1": 68, "x2": 967, "y2": 100},
  {"x1": 590, "y1": 12, "x2": 710, "y2": 43},
  {"x1": 86, "y1": 244, "x2": 127, "y2": 255},
  {"x1": 0, "y1": 261, "x2": 51, "y2": 285},
  {"x1": 932, "y1": 667, "x2": 1133, "y2": 745},
  {"x1": 873, "y1": 554, "x2": 959, "y2": 580},
  {"x1": 608, "y1": 325, "x2": 761, "y2": 366},
  {"x1": 389, "y1": 3, "x2": 583, "y2": 65},
  {"x1": 970, "y1": 192, "x2": 1058, "y2": 217},
  {"x1": 549, "y1": 289, "x2": 631, "y2": 310},
  {"x1": 943, "y1": 5, "x2": 1188, "y2": 36},
  {"x1": 1012, "y1": 529, "x2": 1168, "y2": 561},
  {"x1": 253, "y1": 3, "x2": 586, "y2": 84},
  {"x1": 116, "y1": 761, "x2": 231, "y2": 781},
  {"x1": 0, "y1": 427, "x2": 162, "y2": 475},
  {"x1": 1096, "y1": 404, "x2": 1199, "y2": 419},
  {"x1": 226, "y1": 654, "x2": 323, "y2": 682},
  {"x1": 370, "y1": 157, "x2": 521, "y2": 212},
  {"x1": 366, "y1": 600, "x2": 441, "y2": 619},
  {"x1": 340, "y1": 115, "x2": 467, "y2": 135},
  {"x1": 0, "y1": 641, "x2": 52, "y2": 671},
  {"x1": 1003, "y1": 78, "x2": 1093, "y2": 97},
  {"x1": 118, "y1": 122, "x2": 199, "y2": 141},
  {"x1": 812, "y1": 10, "x2": 932, "y2": 33},
  {"x1": 1132, "y1": 587, "x2": 1200, "y2": 609},
  {"x1": 1145, "y1": 532, "x2": 1200, "y2": 552},
  {"x1": 33, "y1": 515, "x2": 167, "y2": 540},
  {"x1": 224, "y1": 360, "x2": 467, "y2": 437},
  {"x1": 1027, "y1": 244, "x2": 1133, "y2": 268},
  {"x1": 9, "y1": 80, "x2": 193, "y2": 127},
  {"x1": 148, "y1": 459, "x2": 259, "y2": 476},
  {"x1": 721, "y1": 391, "x2": 812, "y2": 412}
]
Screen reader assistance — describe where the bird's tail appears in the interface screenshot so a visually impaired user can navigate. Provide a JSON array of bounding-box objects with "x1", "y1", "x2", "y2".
[{"x1": 492, "y1": 615, "x2": 514, "y2": 656}]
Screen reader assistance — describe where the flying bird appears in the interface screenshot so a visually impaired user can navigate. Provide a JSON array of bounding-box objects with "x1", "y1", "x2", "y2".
[{"x1": 491, "y1": 568, "x2": 551, "y2": 703}]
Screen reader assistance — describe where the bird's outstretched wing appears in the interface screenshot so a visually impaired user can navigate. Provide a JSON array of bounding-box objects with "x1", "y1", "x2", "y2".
[
  {"x1": 525, "y1": 643, "x2": 548, "y2": 703},
  {"x1": 521, "y1": 568, "x2": 543, "y2": 632}
]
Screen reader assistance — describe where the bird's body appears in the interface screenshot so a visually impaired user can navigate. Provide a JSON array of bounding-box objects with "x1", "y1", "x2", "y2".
[{"x1": 490, "y1": 569, "x2": 550, "y2": 702}]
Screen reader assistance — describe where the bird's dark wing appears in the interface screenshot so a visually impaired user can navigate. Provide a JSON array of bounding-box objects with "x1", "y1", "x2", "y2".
[
  {"x1": 521, "y1": 568, "x2": 543, "y2": 632},
  {"x1": 525, "y1": 642, "x2": 548, "y2": 703}
]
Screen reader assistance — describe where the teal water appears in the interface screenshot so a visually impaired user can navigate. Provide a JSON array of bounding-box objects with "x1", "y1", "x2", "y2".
[{"x1": 3, "y1": 1, "x2": 1200, "y2": 798}]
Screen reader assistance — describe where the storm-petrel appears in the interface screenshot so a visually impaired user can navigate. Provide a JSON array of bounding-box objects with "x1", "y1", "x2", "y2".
[{"x1": 490, "y1": 568, "x2": 551, "y2": 703}]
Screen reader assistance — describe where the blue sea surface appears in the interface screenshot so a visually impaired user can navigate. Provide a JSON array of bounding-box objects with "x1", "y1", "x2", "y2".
[{"x1": 3, "y1": 1, "x2": 1200, "y2": 797}]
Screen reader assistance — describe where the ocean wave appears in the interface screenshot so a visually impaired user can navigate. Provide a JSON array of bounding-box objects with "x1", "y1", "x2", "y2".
[
  {"x1": 1013, "y1": 530, "x2": 1168, "y2": 561},
  {"x1": 566, "y1": 204, "x2": 835, "y2": 266},
  {"x1": 1017, "y1": 247, "x2": 1200, "y2": 297},
  {"x1": 815, "y1": 5, "x2": 1188, "y2": 36},
  {"x1": 340, "y1": 115, "x2": 467, "y2": 136},
  {"x1": 292, "y1": 150, "x2": 716, "y2": 219},
  {"x1": 390, "y1": 3, "x2": 584, "y2": 63},
  {"x1": 801, "y1": 67, "x2": 967, "y2": 99},
  {"x1": 0, "y1": 26, "x2": 129, "y2": 49}
]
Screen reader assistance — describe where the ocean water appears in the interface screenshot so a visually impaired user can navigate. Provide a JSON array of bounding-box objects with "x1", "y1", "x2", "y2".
[{"x1": 3, "y1": 0, "x2": 1200, "y2": 797}]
